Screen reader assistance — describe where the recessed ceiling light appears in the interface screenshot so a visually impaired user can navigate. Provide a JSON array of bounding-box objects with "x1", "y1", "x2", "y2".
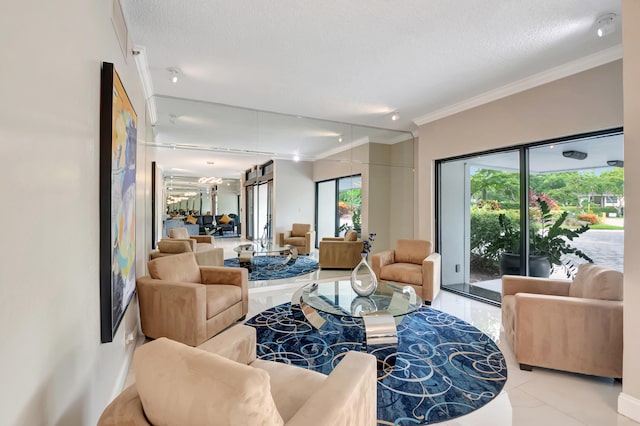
[
  {"x1": 338, "y1": 136, "x2": 343, "y2": 143},
  {"x1": 293, "y1": 155, "x2": 300, "y2": 162}
]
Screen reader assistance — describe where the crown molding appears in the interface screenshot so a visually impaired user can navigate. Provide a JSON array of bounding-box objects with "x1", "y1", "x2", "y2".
[
  {"x1": 314, "y1": 136, "x2": 370, "y2": 161},
  {"x1": 413, "y1": 45, "x2": 623, "y2": 126},
  {"x1": 132, "y1": 45, "x2": 157, "y2": 124}
]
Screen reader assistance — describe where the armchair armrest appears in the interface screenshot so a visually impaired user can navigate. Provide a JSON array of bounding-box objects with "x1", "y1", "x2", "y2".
[
  {"x1": 197, "y1": 324, "x2": 257, "y2": 365},
  {"x1": 200, "y1": 266, "x2": 249, "y2": 315},
  {"x1": 305, "y1": 230, "x2": 316, "y2": 251},
  {"x1": 190, "y1": 235, "x2": 214, "y2": 244},
  {"x1": 286, "y1": 351, "x2": 377, "y2": 426},
  {"x1": 502, "y1": 275, "x2": 571, "y2": 297},
  {"x1": 371, "y1": 250, "x2": 395, "y2": 279},
  {"x1": 278, "y1": 231, "x2": 291, "y2": 246},
  {"x1": 514, "y1": 293, "x2": 623, "y2": 378},
  {"x1": 421, "y1": 252, "x2": 441, "y2": 302},
  {"x1": 136, "y1": 277, "x2": 207, "y2": 347}
]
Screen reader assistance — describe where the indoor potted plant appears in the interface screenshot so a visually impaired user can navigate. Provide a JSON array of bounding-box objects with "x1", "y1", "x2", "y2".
[{"x1": 485, "y1": 197, "x2": 593, "y2": 278}]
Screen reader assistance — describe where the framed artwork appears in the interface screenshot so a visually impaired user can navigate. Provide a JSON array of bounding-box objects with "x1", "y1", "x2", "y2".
[{"x1": 99, "y1": 61, "x2": 137, "y2": 343}]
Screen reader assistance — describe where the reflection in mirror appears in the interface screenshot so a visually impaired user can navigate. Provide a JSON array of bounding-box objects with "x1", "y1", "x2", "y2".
[{"x1": 145, "y1": 95, "x2": 415, "y2": 249}]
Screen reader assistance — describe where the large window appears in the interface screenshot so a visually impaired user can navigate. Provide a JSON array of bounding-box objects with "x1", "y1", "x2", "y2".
[{"x1": 437, "y1": 130, "x2": 623, "y2": 304}]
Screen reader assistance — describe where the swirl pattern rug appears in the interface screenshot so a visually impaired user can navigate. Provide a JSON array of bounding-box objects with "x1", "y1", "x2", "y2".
[
  {"x1": 246, "y1": 302, "x2": 507, "y2": 425},
  {"x1": 223, "y1": 256, "x2": 318, "y2": 281}
]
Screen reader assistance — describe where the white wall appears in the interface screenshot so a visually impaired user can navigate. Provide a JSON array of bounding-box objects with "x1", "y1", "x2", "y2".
[
  {"x1": 216, "y1": 186, "x2": 239, "y2": 215},
  {"x1": 620, "y1": 1, "x2": 640, "y2": 421},
  {"x1": 273, "y1": 160, "x2": 315, "y2": 242},
  {"x1": 0, "y1": 1, "x2": 146, "y2": 424}
]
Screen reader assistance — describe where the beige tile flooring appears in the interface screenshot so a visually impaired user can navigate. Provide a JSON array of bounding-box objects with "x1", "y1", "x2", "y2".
[{"x1": 127, "y1": 238, "x2": 637, "y2": 425}]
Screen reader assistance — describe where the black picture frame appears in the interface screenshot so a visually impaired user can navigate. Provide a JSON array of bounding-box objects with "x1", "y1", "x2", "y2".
[{"x1": 99, "y1": 61, "x2": 137, "y2": 343}]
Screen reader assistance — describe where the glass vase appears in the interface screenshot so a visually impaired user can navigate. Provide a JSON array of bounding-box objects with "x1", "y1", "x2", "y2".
[{"x1": 350, "y1": 253, "x2": 378, "y2": 297}]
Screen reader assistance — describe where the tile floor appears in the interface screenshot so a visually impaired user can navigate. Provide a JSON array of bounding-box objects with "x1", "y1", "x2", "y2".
[{"x1": 127, "y1": 238, "x2": 637, "y2": 425}]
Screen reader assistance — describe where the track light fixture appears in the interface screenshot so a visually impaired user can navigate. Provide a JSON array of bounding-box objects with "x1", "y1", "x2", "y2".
[
  {"x1": 391, "y1": 111, "x2": 400, "y2": 121},
  {"x1": 562, "y1": 150, "x2": 588, "y2": 160},
  {"x1": 596, "y1": 13, "x2": 616, "y2": 38},
  {"x1": 607, "y1": 160, "x2": 624, "y2": 167}
]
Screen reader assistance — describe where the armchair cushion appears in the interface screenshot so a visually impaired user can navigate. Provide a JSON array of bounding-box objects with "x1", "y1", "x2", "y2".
[
  {"x1": 169, "y1": 227, "x2": 190, "y2": 239},
  {"x1": 569, "y1": 263, "x2": 623, "y2": 300},
  {"x1": 134, "y1": 337, "x2": 284, "y2": 426},
  {"x1": 395, "y1": 239, "x2": 431, "y2": 264},
  {"x1": 148, "y1": 252, "x2": 201, "y2": 284},
  {"x1": 378, "y1": 263, "x2": 422, "y2": 286},
  {"x1": 291, "y1": 223, "x2": 311, "y2": 237}
]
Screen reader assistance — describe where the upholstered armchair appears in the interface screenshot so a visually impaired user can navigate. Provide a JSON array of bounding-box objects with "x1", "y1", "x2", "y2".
[
  {"x1": 502, "y1": 263, "x2": 623, "y2": 378},
  {"x1": 278, "y1": 223, "x2": 315, "y2": 255},
  {"x1": 151, "y1": 227, "x2": 223, "y2": 266},
  {"x1": 98, "y1": 325, "x2": 377, "y2": 426},
  {"x1": 371, "y1": 239, "x2": 441, "y2": 303},
  {"x1": 319, "y1": 230, "x2": 364, "y2": 269},
  {"x1": 137, "y1": 252, "x2": 248, "y2": 346}
]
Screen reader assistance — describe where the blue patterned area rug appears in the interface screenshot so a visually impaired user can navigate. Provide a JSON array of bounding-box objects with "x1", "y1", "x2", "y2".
[
  {"x1": 223, "y1": 256, "x2": 318, "y2": 281},
  {"x1": 246, "y1": 303, "x2": 507, "y2": 425}
]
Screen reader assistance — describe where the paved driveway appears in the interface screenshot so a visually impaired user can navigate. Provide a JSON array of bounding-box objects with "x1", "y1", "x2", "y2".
[{"x1": 565, "y1": 229, "x2": 624, "y2": 272}]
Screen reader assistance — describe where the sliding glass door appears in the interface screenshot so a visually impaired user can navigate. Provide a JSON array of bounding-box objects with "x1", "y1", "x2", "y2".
[{"x1": 437, "y1": 130, "x2": 623, "y2": 304}]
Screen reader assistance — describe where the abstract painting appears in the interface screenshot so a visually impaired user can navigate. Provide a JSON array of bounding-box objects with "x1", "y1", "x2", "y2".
[{"x1": 100, "y1": 62, "x2": 137, "y2": 343}]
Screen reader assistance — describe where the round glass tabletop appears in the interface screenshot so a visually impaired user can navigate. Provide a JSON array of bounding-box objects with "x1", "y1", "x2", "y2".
[{"x1": 300, "y1": 280, "x2": 422, "y2": 318}]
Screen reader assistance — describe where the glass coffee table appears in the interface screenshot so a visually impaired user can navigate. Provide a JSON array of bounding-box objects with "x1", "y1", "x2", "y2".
[
  {"x1": 292, "y1": 280, "x2": 422, "y2": 363},
  {"x1": 233, "y1": 243, "x2": 298, "y2": 271}
]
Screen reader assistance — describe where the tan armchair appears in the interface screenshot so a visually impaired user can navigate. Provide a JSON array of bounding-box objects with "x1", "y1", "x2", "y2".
[
  {"x1": 98, "y1": 325, "x2": 377, "y2": 426},
  {"x1": 137, "y1": 252, "x2": 248, "y2": 346},
  {"x1": 151, "y1": 227, "x2": 223, "y2": 266},
  {"x1": 371, "y1": 239, "x2": 441, "y2": 303},
  {"x1": 502, "y1": 263, "x2": 623, "y2": 378},
  {"x1": 319, "y1": 230, "x2": 364, "y2": 269},
  {"x1": 278, "y1": 223, "x2": 315, "y2": 255}
]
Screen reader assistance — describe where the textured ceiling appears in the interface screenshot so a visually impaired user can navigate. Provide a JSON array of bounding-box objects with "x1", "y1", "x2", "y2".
[{"x1": 119, "y1": 0, "x2": 622, "y2": 178}]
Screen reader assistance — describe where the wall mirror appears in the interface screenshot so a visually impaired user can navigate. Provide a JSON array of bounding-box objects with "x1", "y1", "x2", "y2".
[{"x1": 145, "y1": 95, "x2": 416, "y2": 248}]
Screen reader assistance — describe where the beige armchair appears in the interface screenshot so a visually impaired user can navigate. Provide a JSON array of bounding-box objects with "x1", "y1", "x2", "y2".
[
  {"x1": 319, "y1": 230, "x2": 364, "y2": 269},
  {"x1": 137, "y1": 252, "x2": 248, "y2": 346},
  {"x1": 502, "y1": 263, "x2": 623, "y2": 378},
  {"x1": 371, "y1": 239, "x2": 441, "y2": 303},
  {"x1": 278, "y1": 223, "x2": 315, "y2": 255},
  {"x1": 151, "y1": 227, "x2": 223, "y2": 266},
  {"x1": 98, "y1": 325, "x2": 377, "y2": 426}
]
